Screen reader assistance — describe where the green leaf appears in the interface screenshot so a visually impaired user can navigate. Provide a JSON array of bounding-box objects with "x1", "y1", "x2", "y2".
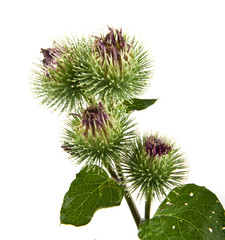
[
  {"x1": 123, "y1": 98, "x2": 157, "y2": 111},
  {"x1": 139, "y1": 184, "x2": 225, "y2": 240},
  {"x1": 60, "y1": 165, "x2": 124, "y2": 226}
]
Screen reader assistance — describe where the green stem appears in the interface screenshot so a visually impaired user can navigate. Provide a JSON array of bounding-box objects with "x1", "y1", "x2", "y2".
[
  {"x1": 107, "y1": 164, "x2": 141, "y2": 228},
  {"x1": 124, "y1": 188, "x2": 141, "y2": 228},
  {"x1": 145, "y1": 189, "x2": 152, "y2": 220}
]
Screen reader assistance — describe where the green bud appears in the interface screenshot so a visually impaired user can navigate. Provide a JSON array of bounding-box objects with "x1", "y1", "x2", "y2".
[
  {"x1": 122, "y1": 134, "x2": 188, "y2": 200},
  {"x1": 81, "y1": 26, "x2": 152, "y2": 102},
  {"x1": 31, "y1": 38, "x2": 90, "y2": 112},
  {"x1": 62, "y1": 102, "x2": 137, "y2": 167}
]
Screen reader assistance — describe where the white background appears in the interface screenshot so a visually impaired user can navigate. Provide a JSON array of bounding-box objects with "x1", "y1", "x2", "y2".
[{"x1": 1, "y1": 0, "x2": 225, "y2": 239}]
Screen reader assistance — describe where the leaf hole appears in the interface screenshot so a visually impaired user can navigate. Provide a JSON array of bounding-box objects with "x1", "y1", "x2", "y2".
[
  {"x1": 172, "y1": 225, "x2": 175, "y2": 229},
  {"x1": 222, "y1": 227, "x2": 225, "y2": 230},
  {"x1": 209, "y1": 228, "x2": 212, "y2": 233},
  {"x1": 185, "y1": 203, "x2": 188, "y2": 206},
  {"x1": 212, "y1": 211, "x2": 215, "y2": 214},
  {"x1": 190, "y1": 192, "x2": 194, "y2": 196}
]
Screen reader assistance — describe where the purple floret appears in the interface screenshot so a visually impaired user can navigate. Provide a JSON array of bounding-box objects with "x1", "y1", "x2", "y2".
[{"x1": 145, "y1": 136, "x2": 172, "y2": 159}]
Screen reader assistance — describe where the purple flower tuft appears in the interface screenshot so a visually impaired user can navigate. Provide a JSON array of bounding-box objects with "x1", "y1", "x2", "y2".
[
  {"x1": 93, "y1": 26, "x2": 131, "y2": 71},
  {"x1": 41, "y1": 42, "x2": 65, "y2": 77},
  {"x1": 81, "y1": 102, "x2": 112, "y2": 139},
  {"x1": 145, "y1": 135, "x2": 172, "y2": 159}
]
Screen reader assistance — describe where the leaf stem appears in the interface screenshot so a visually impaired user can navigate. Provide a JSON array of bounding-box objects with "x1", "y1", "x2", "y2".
[
  {"x1": 107, "y1": 164, "x2": 141, "y2": 228},
  {"x1": 144, "y1": 189, "x2": 152, "y2": 220}
]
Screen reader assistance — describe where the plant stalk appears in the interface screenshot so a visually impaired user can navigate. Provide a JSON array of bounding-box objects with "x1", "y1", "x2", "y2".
[
  {"x1": 124, "y1": 188, "x2": 141, "y2": 228},
  {"x1": 107, "y1": 164, "x2": 141, "y2": 228},
  {"x1": 145, "y1": 189, "x2": 152, "y2": 220}
]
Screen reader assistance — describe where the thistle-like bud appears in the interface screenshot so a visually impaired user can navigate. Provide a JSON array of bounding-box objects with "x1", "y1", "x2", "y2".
[
  {"x1": 62, "y1": 103, "x2": 136, "y2": 167},
  {"x1": 122, "y1": 134, "x2": 188, "y2": 200},
  {"x1": 31, "y1": 39, "x2": 88, "y2": 112},
  {"x1": 80, "y1": 26, "x2": 152, "y2": 102}
]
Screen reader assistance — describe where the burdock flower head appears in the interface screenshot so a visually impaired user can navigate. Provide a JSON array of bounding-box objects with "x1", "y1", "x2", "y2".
[
  {"x1": 79, "y1": 26, "x2": 152, "y2": 102},
  {"x1": 122, "y1": 134, "x2": 188, "y2": 200},
  {"x1": 62, "y1": 102, "x2": 136, "y2": 167},
  {"x1": 31, "y1": 39, "x2": 87, "y2": 112}
]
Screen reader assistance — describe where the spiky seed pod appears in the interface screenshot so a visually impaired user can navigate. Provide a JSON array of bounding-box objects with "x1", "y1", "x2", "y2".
[
  {"x1": 31, "y1": 39, "x2": 92, "y2": 112},
  {"x1": 79, "y1": 26, "x2": 152, "y2": 102},
  {"x1": 122, "y1": 134, "x2": 188, "y2": 200},
  {"x1": 62, "y1": 102, "x2": 137, "y2": 167}
]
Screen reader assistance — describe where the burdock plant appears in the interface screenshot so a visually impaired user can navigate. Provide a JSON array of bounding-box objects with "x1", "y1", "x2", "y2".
[{"x1": 31, "y1": 26, "x2": 225, "y2": 239}]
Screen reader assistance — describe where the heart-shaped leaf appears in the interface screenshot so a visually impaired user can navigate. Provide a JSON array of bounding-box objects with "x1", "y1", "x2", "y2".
[
  {"x1": 139, "y1": 184, "x2": 225, "y2": 240},
  {"x1": 123, "y1": 98, "x2": 157, "y2": 111},
  {"x1": 60, "y1": 165, "x2": 124, "y2": 226}
]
